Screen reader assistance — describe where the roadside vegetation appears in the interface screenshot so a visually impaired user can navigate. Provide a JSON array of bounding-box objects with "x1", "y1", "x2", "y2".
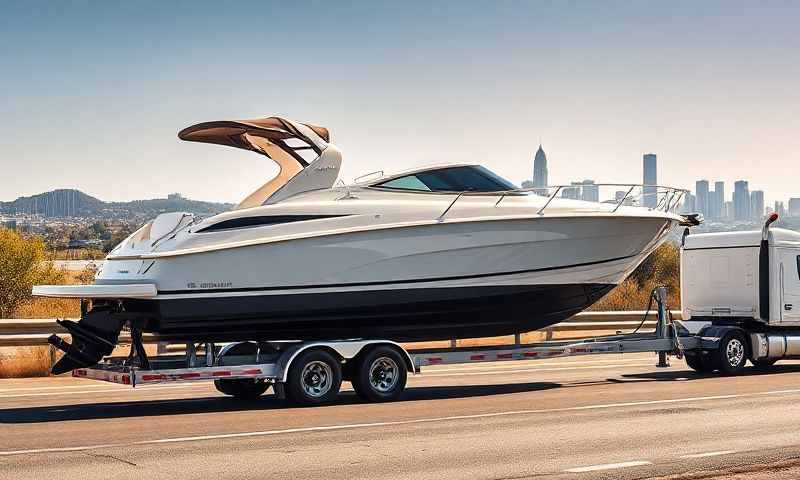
[{"x1": 591, "y1": 242, "x2": 681, "y2": 311}]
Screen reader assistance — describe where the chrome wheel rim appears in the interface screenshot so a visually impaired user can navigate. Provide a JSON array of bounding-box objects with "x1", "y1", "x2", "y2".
[
  {"x1": 726, "y1": 339, "x2": 745, "y2": 367},
  {"x1": 369, "y1": 356, "x2": 399, "y2": 393},
  {"x1": 301, "y1": 361, "x2": 333, "y2": 398}
]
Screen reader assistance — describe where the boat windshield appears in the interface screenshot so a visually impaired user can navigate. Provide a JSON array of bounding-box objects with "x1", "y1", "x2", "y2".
[{"x1": 374, "y1": 166, "x2": 518, "y2": 193}]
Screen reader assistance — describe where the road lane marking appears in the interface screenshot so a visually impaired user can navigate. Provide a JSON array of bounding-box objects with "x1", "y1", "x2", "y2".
[
  {"x1": 565, "y1": 460, "x2": 652, "y2": 472},
  {"x1": 2, "y1": 387, "x2": 800, "y2": 457},
  {"x1": 680, "y1": 450, "x2": 737, "y2": 458}
]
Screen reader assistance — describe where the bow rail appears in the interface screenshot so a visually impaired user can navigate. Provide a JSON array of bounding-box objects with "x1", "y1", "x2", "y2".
[{"x1": 437, "y1": 184, "x2": 688, "y2": 220}]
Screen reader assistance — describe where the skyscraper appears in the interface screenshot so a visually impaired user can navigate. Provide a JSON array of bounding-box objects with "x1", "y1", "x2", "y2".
[
  {"x1": 533, "y1": 145, "x2": 548, "y2": 189},
  {"x1": 713, "y1": 181, "x2": 725, "y2": 219},
  {"x1": 682, "y1": 192, "x2": 696, "y2": 214},
  {"x1": 750, "y1": 190, "x2": 765, "y2": 220},
  {"x1": 695, "y1": 180, "x2": 709, "y2": 217},
  {"x1": 775, "y1": 201, "x2": 786, "y2": 217},
  {"x1": 789, "y1": 198, "x2": 800, "y2": 217},
  {"x1": 708, "y1": 188, "x2": 718, "y2": 219},
  {"x1": 579, "y1": 180, "x2": 599, "y2": 202},
  {"x1": 734, "y1": 180, "x2": 750, "y2": 220},
  {"x1": 643, "y1": 154, "x2": 657, "y2": 208}
]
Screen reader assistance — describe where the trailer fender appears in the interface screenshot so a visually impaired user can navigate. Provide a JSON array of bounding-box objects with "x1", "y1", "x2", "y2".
[
  {"x1": 694, "y1": 325, "x2": 749, "y2": 352},
  {"x1": 276, "y1": 340, "x2": 415, "y2": 384}
]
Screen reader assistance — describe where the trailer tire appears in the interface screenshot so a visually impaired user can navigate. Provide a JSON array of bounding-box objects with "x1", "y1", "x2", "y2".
[
  {"x1": 214, "y1": 379, "x2": 270, "y2": 400},
  {"x1": 684, "y1": 353, "x2": 713, "y2": 373},
  {"x1": 712, "y1": 331, "x2": 748, "y2": 375},
  {"x1": 285, "y1": 349, "x2": 342, "y2": 406},
  {"x1": 751, "y1": 358, "x2": 778, "y2": 369},
  {"x1": 351, "y1": 346, "x2": 408, "y2": 402}
]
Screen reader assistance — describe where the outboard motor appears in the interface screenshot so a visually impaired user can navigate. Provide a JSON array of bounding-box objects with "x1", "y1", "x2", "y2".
[{"x1": 48, "y1": 305, "x2": 125, "y2": 375}]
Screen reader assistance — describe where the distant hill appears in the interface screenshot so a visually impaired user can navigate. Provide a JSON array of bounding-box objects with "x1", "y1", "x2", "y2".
[{"x1": 0, "y1": 189, "x2": 232, "y2": 220}]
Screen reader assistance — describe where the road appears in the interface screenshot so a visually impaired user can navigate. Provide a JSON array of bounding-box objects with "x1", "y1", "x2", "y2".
[{"x1": 2, "y1": 353, "x2": 800, "y2": 479}]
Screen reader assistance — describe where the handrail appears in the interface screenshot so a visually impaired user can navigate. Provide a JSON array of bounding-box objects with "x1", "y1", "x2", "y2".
[
  {"x1": 437, "y1": 191, "x2": 466, "y2": 221},
  {"x1": 537, "y1": 186, "x2": 563, "y2": 215},
  {"x1": 433, "y1": 183, "x2": 688, "y2": 220}
]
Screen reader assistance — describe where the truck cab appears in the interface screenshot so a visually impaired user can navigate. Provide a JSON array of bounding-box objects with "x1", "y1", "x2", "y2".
[
  {"x1": 682, "y1": 226, "x2": 800, "y2": 325},
  {"x1": 679, "y1": 216, "x2": 800, "y2": 373}
]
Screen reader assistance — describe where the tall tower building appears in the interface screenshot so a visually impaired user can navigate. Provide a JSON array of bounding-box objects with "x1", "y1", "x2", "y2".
[
  {"x1": 533, "y1": 145, "x2": 548, "y2": 189},
  {"x1": 643, "y1": 154, "x2": 657, "y2": 208},
  {"x1": 695, "y1": 180, "x2": 710, "y2": 217},
  {"x1": 713, "y1": 181, "x2": 725, "y2": 219},
  {"x1": 734, "y1": 180, "x2": 750, "y2": 220},
  {"x1": 775, "y1": 201, "x2": 786, "y2": 217},
  {"x1": 750, "y1": 190, "x2": 765, "y2": 220}
]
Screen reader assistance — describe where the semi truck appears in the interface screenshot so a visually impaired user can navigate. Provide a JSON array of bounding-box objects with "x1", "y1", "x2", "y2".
[
  {"x1": 62, "y1": 214, "x2": 800, "y2": 405},
  {"x1": 680, "y1": 213, "x2": 800, "y2": 374}
]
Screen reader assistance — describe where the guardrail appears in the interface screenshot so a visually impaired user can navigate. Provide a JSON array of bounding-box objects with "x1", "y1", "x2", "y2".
[{"x1": 0, "y1": 311, "x2": 682, "y2": 349}]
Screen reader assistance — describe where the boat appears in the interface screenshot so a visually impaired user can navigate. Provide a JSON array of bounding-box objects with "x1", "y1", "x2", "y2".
[{"x1": 33, "y1": 116, "x2": 692, "y2": 374}]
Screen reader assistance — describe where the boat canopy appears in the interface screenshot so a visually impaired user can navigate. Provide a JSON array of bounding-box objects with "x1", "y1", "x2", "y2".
[{"x1": 179, "y1": 116, "x2": 341, "y2": 209}]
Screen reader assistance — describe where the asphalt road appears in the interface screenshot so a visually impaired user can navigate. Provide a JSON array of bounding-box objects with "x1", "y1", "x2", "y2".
[{"x1": 2, "y1": 353, "x2": 800, "y2": 480}]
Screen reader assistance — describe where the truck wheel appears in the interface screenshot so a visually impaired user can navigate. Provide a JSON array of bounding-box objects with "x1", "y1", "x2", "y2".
[
  {"x1": 351, "y1": 346, "x2": 408, "y2": 402},
  {"x1": 214, "y1": 378, "x2": 270, "y2": 400},
  {"x1": 713, "y1": 331, "x2": 748, "y2": 375},
  {"x1": 684, "y1": 353, "x2": 713, "y2": 373},
  {"x1": 751, "y1": 358, "x2": 778, "y2": 369},
  {"x1": 285, "y1": 349, "x2": 342, "y2": 406}
]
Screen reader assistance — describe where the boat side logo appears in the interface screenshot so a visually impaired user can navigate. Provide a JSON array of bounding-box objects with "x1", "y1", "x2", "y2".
[{"x1": 186, "y1": 281, "x2": 233, "y2": 289}]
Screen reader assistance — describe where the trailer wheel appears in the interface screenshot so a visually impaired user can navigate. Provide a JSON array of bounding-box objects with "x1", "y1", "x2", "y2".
[
  {"x1": 712, "y1": 331, "x2": 748, "y2": 375},
  {"x1": 751, "y1": 358, "x2": 778, "y2": 369},
  {"x1": 285, "y1": 349, "x2": 342, "y2": 406},
  {"x1": 214, "y1": 378, "x2": 270, "y2": 400},
  {"x1": 684, "y1": 353, "x2": 713, "y2": 373},
  {"x1": 351, "y1": 346, "x2": 408, "y2": 402}
]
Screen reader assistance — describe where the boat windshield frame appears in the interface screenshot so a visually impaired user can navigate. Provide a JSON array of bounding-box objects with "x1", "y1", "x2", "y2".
[{"x1": 368, "y1": 165, "x2": 518, "y2": 193}]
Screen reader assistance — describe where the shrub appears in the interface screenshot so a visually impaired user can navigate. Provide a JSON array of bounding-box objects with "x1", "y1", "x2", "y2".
[
  {"x1": 0, "y1": 229, "x2": 65, "y2": 317},
  {"x1": 592, "y1": 242, "x2": 681, "y2": 311}
]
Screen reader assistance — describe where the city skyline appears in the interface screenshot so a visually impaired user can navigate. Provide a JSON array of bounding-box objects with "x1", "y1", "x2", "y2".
[{"x1": 1, "y1": 2, "x2": 799, "y2": 205}]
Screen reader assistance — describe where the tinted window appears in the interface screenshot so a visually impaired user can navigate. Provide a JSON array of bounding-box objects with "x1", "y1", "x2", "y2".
[
  {"x1": 376, "y1": 166, "x2": 516, "y2": 192},
  {"x1": 379, "y1": 176, "x2": 431, "y2": 191}
]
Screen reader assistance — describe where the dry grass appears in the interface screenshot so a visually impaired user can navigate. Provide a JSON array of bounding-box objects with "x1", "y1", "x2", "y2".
[
  {"x1": 0, "y1": 346, "x2": 52, "y2": 378},
  {"x1": 11, "y1": 269, "x2": 91, "y2": 319},
  {"x1": 591, "y1": 242, "x2": 681, "y2": 311}
]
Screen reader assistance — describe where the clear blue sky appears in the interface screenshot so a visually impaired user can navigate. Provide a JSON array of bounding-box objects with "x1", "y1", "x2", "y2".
[{"x1": 1, "y1": 1, "x2": 798, "y2": 205}]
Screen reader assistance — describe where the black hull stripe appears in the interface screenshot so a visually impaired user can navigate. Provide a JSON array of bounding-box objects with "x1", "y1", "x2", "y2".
[{"x1": 158, "y1": 253, "x2": 637, "y2": 295}]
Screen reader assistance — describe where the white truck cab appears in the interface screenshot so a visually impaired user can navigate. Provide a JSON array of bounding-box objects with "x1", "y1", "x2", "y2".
[
  {"x1": 682, "y1": 224, "x2": 800, "y2": 325},
  {"x1": 679, "y1": 215, "x2": 800, "y2": 372}
]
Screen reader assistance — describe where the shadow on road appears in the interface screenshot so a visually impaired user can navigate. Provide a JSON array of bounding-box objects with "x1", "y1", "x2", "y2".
[
  {"x1": 621, "y1": 363, "x2": 800, "y2": 381},
  {"x1": 0, "y1": 381, "x2": 560, "y2": 424}
]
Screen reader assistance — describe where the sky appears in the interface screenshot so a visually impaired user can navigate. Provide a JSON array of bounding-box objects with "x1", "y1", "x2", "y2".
[{"x1": 1, "y1": 1, "x2": 798, "y2": 206}]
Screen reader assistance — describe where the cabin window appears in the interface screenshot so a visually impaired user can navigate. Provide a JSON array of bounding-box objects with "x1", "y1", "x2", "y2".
[
  {"x1": 197, "y1": 215, "x2": 345, "y2": 233},
  {"x1": 375, "y1": 166, "x2": 517, "y2": 192},
  {"x1": 378, "y1": 175, "x2": 431, "y2": 191}
]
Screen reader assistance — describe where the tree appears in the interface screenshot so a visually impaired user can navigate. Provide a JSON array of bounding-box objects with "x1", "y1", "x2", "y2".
[{"x1": 0, "y1": 229, "x2": 64, "y2": 317}]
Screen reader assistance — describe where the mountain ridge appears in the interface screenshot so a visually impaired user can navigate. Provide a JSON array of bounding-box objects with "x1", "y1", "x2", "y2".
[{"x1": 0, "y1": 189, "x2": 233, "y2": 219}]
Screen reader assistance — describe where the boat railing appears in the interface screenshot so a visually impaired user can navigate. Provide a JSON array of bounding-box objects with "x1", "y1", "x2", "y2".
[{"x1": 437, "y1": 184, "x2": 688, "y2": 220}]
